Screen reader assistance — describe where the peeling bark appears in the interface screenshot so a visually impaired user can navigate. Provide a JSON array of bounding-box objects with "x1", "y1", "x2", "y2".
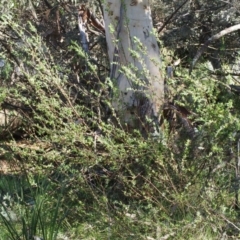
[{"x1": 78, "y1": 5, "x2": 89, "y2": 54}]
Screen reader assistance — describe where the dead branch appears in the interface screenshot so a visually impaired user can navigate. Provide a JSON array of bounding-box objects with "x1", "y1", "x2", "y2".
[
  {"x1": 157, "y1": 0, "x2": 189, "y2": 34},
  {"x1": 190, "y1": 23, "x2": 240, "y2": 74}
]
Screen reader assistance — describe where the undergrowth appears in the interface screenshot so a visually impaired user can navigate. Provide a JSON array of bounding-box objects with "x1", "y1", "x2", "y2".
[{"x1": 1, "y1": 3, "x2": 240, "y2": 240}]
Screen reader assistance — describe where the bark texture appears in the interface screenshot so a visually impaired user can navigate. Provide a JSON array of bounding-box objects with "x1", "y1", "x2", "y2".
[{"x1": 103, "y1": 0, "x2": 164, "y2": 132}]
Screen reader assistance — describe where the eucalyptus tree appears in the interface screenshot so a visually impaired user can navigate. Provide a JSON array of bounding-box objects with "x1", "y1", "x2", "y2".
[{"x1": 103, "y1": 0, "x2": 164, "y2": 134}]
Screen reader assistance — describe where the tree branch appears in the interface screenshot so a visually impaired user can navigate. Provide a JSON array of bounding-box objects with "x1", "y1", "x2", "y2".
[
  {"x1": 43, "y1": 0, "x2": 53, "y2": 9},
  {"x1": 0, "y1": 40, "x2": 21, "y2": 66},
  {"x1": 189, "y1": 23, "x2": 240, "y2": 74},
  {"x1": 158, "y1": 0, "x2": 189, "y2": 34}
]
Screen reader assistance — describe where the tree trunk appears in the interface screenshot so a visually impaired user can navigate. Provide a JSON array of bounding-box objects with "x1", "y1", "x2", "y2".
[{"x1": 103, "y1": 0, "x2": 164, "y2": 134}]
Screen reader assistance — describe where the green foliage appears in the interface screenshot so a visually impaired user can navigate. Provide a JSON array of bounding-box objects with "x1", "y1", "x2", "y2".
[
  {"x1": 0, "y1": 174, "x2": 67, "y2": 240},
  {"x1": 0, "y1": 0, "x2": 240, "y2": 239}
]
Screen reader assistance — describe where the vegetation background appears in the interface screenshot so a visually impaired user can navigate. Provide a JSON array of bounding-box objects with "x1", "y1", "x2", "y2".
[{"x1": 0, "y1": 0, "x2": 240, "y2": 239}]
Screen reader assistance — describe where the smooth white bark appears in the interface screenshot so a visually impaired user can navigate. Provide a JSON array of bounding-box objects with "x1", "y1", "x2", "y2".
[{"x1": 103, "y1": 0, "x2": 164, "y2": 129}]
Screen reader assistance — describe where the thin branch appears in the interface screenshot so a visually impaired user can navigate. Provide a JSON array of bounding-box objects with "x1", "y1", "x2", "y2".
[
  {"x1": 208, "y1": 70, "x2": 240, "y2": 77},
  {"x1": 28, "y1": 0, "x2": 38, "y2": 21},
  {"x1": 0, "y1": 40, "x2": 21, "y2": 66},
  {"x1": 86, "y1": 8, "x2": 105, "y2": 33},
  {"x1": 96, "y1": 0, "x2": 104, "y2": 18},
  {"x1": 43, "y1": 0, "x2": 53, "y2": 9},
  {"x1": 158, "y1": 0, "x2": 189, "y2": 34},
  {"x1": 189, "y1": 23, "x2": 240, "y2": 74}
]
